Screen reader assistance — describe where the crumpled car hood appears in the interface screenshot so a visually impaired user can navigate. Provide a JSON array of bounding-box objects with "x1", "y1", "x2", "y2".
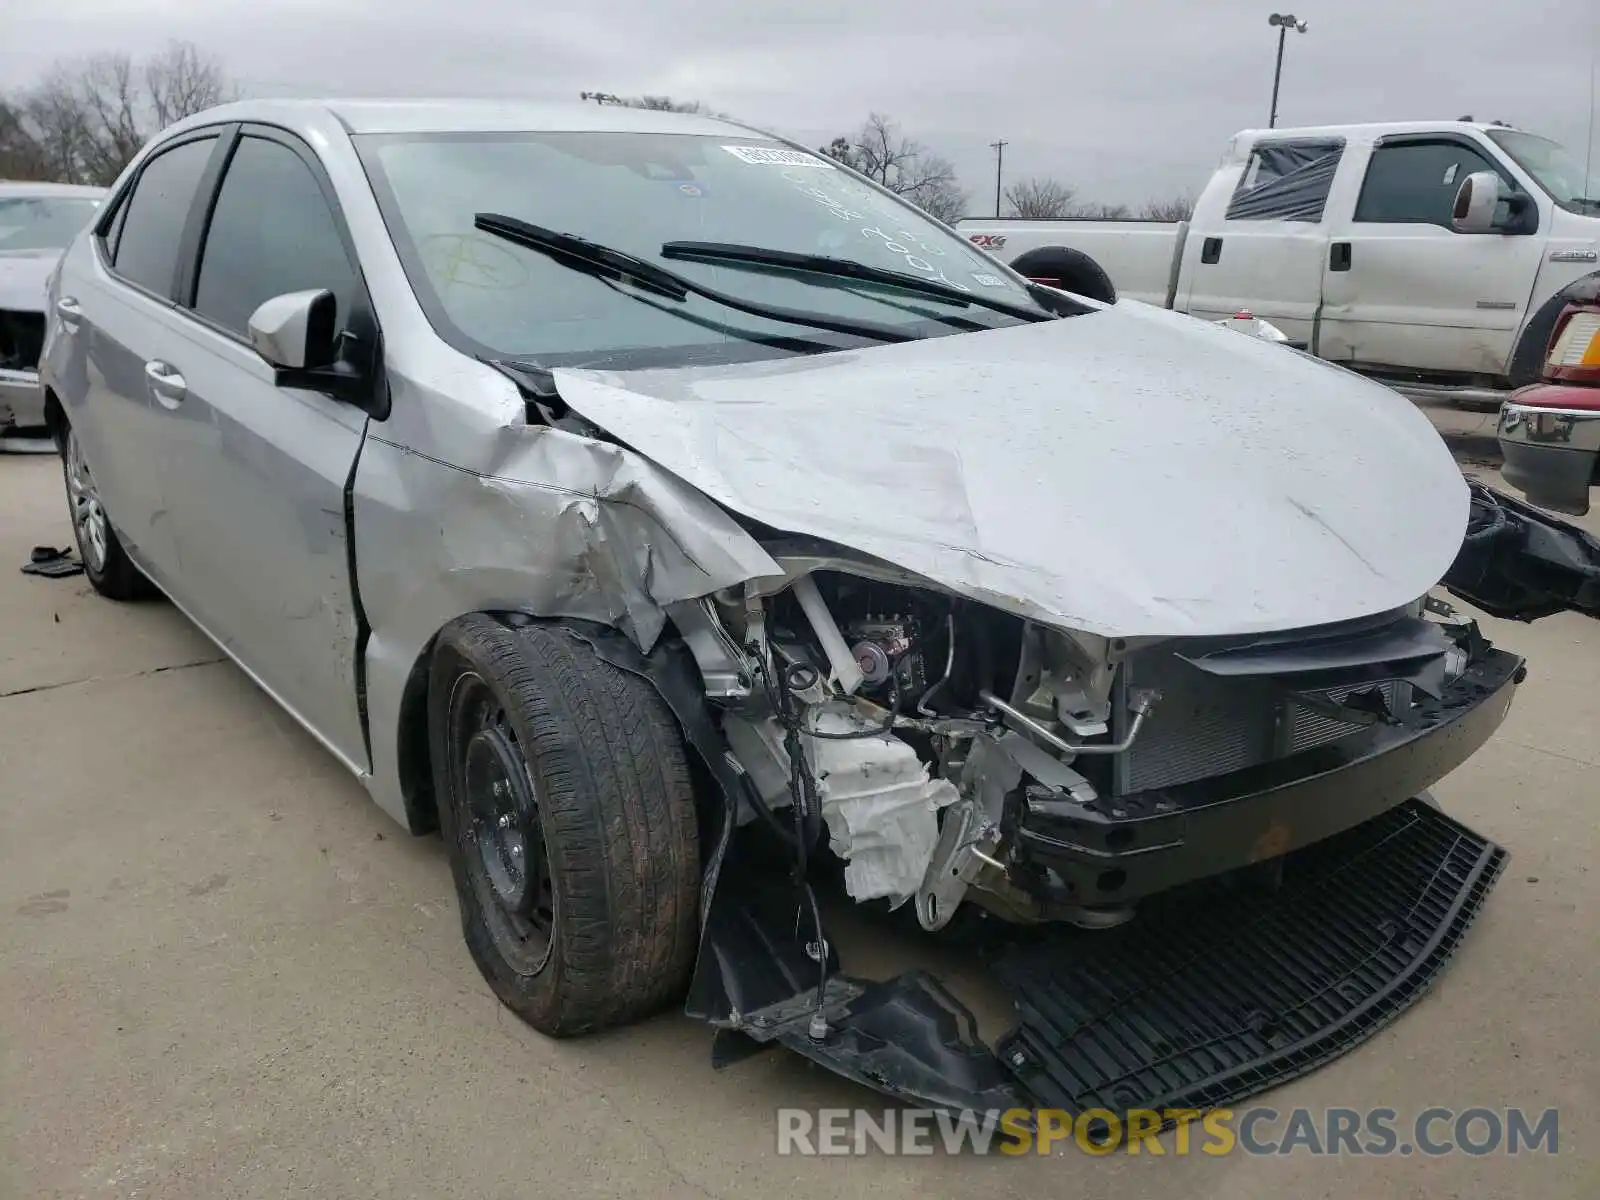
[
  {"x1": 0, "y1": 249, "x2": 59, "y2": 312},
  {"x1": 553, "y1": 301, "x2": 1468, "y2": 638}
]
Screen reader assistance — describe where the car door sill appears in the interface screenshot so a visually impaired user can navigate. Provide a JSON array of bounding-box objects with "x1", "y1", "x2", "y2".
[{"x1": 139, "y1": 554, "x2": 371, "y2": 780}]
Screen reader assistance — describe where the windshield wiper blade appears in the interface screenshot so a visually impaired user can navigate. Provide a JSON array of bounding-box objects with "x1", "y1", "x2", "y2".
[
  {"x1": 660, "y1": 241, "x2": 1056, "y2": 322},
  {"x1": 476, "y1": 214, "x2": 687, "y2": 300},
  {"x1": 474, "y1": 214, "x2": 916, "y2": 344}
]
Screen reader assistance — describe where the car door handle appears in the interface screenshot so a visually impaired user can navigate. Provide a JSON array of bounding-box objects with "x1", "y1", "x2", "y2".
[
  {"x1": 1201, "y1": 237, "x2": 1223, "y2": 264},
  {"x1": 1330, "y1": 242, "x2": 1352, "y2": 272},
  {"x1": 55, "y1": 296, "x2": 83, "y2": 332},
  {"x1": 144, "y1": 360, "x2": 187, "y2": 408}
]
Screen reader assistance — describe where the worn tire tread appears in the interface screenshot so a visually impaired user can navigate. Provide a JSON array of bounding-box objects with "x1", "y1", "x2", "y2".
[{"x1": 429, "y1": 616, "x2": 698, "y2": 1036}]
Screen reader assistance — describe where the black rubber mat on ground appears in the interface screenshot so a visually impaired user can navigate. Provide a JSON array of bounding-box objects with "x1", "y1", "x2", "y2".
[
  {"x1": 994, "y1": 799, "x2": 1506, "y2": 1125},
  {"x1": 20, "y1": 546, "x2": 82, "y2": 578}
]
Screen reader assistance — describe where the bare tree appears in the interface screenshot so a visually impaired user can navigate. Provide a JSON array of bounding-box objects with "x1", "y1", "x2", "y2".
[
  {"x1": 1139, "y1": 193, "x2": 1196, "y2": 221},
  {"x1": 146, "y1": 40, "x2": 234, "y2": 129},
  {"x1": 0, "y1": 99, "x2": 51, "y2": 180},
  {"x1": 1071, "y1": 200, "x2": 1132, "y2": 219},
  {"x1": 1004, "y1": 176, "x2": 1077, "y2": 218},
  {"x1": 625, "y1": 95, "x2": 705, "y2": 113},
  {"x1": 75, "y1": 55, "x2": 145, "y2": 185},
  {"x1": 820, "y1": 113, "x2": 966, "y2": 224},
  {"x1": 17, "y1": 74, "x2": 95, "y2": 184},
  {"x1": 580, "y1": 93, "x2": 730, "y2": 117},
  {"x1": 3, "y1": 41, "x2": 233, "y2": 186}
]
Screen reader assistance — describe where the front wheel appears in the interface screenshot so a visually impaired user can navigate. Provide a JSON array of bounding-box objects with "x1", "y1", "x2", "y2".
[
  {"x1": 428, "y1": 616, "x2": 701, "y2": 1036},
  {"x1": 61, "y1": 424, "x2": 155, "y2": 600}
]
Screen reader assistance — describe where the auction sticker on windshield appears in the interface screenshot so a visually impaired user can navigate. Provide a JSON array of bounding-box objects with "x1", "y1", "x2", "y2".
[{"x1": 723, "y1": 145, "x2": 836, "y2": 168}]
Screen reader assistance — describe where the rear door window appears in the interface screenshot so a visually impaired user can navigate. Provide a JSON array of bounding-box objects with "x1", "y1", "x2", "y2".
[
  {"x1": 1226, "y1": 138, "x2": 1345, "y2": 222},
  {"x1": 1353, "y1": 140, "x2": 1515, "y2": 228},
  {"x1": 111, "y1": 136, "x2": 219, "y2": 296},
  {"x1": 192, "y1": 134, "x2": 361, "y2": 338}
]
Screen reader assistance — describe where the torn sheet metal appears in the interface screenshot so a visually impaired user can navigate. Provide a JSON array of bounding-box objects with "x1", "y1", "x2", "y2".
[
  {"x1": 352, "y1": 363, "x2": 782, "y2": 831},
  {"x1": 358, "y1": 415, "x2": 779, "y2": 651},
  {"x1": 553, "y1": 303, "x2": 1468, "y2": 640}
]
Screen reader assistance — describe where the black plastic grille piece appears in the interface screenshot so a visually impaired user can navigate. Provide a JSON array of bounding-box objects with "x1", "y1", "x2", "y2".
[{"x1": 994, "y1": 798, "x2": 1506, "y2": 1125}]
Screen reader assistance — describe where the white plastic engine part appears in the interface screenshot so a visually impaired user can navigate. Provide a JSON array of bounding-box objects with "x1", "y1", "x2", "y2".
[
  {"x1": 721, "y1": 706, "x2": 959, "y2": 907},
  {"x1": 803, "y1": 706, "x2": 960, "y2": 907}
]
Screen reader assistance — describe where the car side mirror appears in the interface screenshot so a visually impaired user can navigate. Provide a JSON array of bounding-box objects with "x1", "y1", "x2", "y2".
[
  {"x1": 247, "y1": 289, "x2": 339, "y2": 370},
  {"x1": 1451, "y1": 171, "x2": 1534, "y2": 235},
  {"x1": 245, "y1": 288, "x2": 380, "y2": 413}
]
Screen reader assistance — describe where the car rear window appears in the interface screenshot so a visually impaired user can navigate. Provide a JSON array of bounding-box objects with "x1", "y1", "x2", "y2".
[
  {"x1": 112, "y1": 136, "x2": 219, "y2": 297},
  {"x1": 1226, "y1": 138, "x2": 1344, "y2": 222}
]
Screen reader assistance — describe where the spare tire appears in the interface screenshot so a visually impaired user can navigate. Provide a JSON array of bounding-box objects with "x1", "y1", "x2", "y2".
[{"x1": 1008, "y1": 246, "x2": 1118, "y2": 305}]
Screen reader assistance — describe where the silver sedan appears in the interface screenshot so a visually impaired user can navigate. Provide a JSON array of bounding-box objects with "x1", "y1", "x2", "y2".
[
  {"x1": 1, "y1": 181, "x2": 104, "y2": 439},
  {"x1": 38, "y1": 100, "x2": 1525, "y2": 1100}
]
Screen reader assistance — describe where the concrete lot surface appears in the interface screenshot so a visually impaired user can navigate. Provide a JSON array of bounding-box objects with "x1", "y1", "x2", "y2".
[{"x1": 1, "y1": 451, "x2": 1595, "y2": 1199}]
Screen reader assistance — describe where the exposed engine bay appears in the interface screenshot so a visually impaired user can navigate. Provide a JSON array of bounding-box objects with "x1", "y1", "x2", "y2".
[{"x1": 675, "y1": 544, "x2": 1510, "y2": 942}]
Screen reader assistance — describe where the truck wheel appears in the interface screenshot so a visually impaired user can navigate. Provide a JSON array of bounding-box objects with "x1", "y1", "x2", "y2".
[
  {"x1": 1008, "y1": 246, "x2": 1118, "y2": 305},
  {"x1": 60, "y1": 423, "x2": 156, "y2": 601},
  {"x1": 428, "y1": 615, "x2": 700, "y2": 1036}
]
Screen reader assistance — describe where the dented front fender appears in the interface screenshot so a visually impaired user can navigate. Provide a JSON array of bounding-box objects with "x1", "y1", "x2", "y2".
[{"x1": 351, "y1": 366, "x2": 780, "y2": 831}]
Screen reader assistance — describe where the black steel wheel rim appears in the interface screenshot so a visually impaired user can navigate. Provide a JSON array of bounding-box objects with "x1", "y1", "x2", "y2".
[{"x1": 447, "y1": 673, "x2": 555, "y2": 974}]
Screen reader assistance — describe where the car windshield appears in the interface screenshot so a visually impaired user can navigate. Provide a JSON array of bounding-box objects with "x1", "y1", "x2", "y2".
[
  {"x1": 1486, "y1": 129, "x2": 1600, "y2": 214},
  {"x1": 356, "y1": 131, "x2": 1041, "y2": 367},
  {"x1": 0, "y1": 195, "x2": 101, "y2": 252}
]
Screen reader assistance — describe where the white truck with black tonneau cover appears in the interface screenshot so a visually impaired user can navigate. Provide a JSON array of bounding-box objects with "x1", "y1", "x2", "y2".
[{"x1": 959, "y1": 121, "x2": 1600, "y2": 409}]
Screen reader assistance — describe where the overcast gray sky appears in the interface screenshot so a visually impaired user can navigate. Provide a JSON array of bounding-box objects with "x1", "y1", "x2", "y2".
[{"x1": 7, "y1": 0, "x2": 1599, "y2": 210}]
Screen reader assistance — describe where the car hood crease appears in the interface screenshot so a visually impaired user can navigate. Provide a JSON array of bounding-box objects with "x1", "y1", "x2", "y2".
[{"x1": 552, "y1": 302, "x2": 1468, "y2": 638}]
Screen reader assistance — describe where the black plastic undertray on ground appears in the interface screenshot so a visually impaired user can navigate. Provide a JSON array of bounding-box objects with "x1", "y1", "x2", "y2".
[
  {"x1": 992, "y1": 797, "x2": 1507, "y2": 1124},
  {"x1": 695, "y1": 799, "x2": 1505, "y2": 1121}
]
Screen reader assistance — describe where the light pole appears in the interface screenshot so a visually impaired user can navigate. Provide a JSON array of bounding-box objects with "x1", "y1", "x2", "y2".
[
  {"x1": 990, "y1": 139, "x2": 1008, "y2": 217},
  {"x1": 1267, "y1": 14, "x2": 1308, "y2": 128}
]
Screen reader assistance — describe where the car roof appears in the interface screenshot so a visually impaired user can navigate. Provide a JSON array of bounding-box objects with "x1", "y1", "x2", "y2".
[
  {"x1": 1233, "y1": 120, "x2": 1516, "y2": 144},
  {"x1": 0, "y1": 180, "x2": 108, "y2": 199},
  {"x1": 163, "y1": 97, "x2": 768, "y2": 139}
]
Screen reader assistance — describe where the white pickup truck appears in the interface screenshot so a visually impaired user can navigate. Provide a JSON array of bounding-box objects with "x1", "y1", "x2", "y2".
[{"x1": 959, "y1": 121, "x2": 1600, "y2": 408}]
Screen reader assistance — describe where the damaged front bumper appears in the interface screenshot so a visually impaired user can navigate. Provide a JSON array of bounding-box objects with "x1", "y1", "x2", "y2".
[
  {"x1": 1015, "y1": 642, "x2": 1524, "y2": 905},
  {"x1": 687, "y1": 797, "x2": 1510, "y2": 1124},
  {"x1": 0, "y1": 365, "x2": 46, "y2": 434},
  {"x1": 664, "y1": 607, "x2": 1527, "y2": 1125},
  {"x1": 1442, "y1": 480, "x2": 1600, "y2": 621}
]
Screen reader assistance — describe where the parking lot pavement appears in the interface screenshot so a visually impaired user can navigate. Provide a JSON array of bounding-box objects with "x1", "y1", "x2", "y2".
[
  {"x1": 1, "y1": 452, "x2": 1595, "y2": 1200},
  {"x1": 1411, "y1": 395, "x2": 1504, "y2": 463}
]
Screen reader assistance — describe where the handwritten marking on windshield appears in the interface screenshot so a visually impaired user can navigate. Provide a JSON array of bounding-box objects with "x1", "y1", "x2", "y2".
[
  {"x1": 860, "y1": 226, "x2": 972, "y2": 292},
  {"x1": 775, "y1": 169, "x2": 975, "y2": 293}
]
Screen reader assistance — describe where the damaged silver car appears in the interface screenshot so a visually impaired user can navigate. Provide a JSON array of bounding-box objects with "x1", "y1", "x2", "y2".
[
  {"x1": 1, "y1": 181, "x2": 104, "y2": 442},
  {"x1": 40, "y1": 99, "x2": 1591, "y2": 1122}
]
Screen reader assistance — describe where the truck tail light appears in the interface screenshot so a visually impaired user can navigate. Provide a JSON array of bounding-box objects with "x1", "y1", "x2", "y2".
[{"x1": 1544, "y1": 305, "x2": 1600, "y2": 384}]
